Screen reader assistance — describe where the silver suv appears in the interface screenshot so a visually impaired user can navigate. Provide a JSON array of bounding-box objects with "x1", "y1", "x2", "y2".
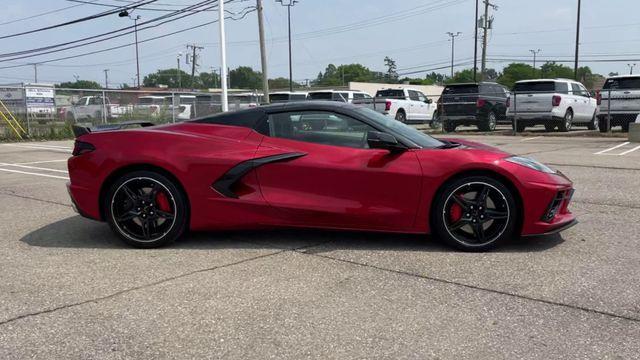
[{"x1": 597, "y1": 75, "x2": 640, "y2": 132}]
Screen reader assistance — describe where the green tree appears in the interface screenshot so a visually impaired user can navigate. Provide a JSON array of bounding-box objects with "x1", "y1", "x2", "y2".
[
  {"x1": 229, "y1": 66, "x2": 262, "y2": 89},
  {"x1": 497, "y1": 63, "x2": 537, "y2": 88},
  {"x1": 198, "y1": 71, "x2": 221, "y2": 89},
  {"x1": 269, "y1": 77, "x2": 294, "y2": 89},
  {"x1": 384, "y1": 56, "x2": 398, "y2": 83},
  {"x1": 56, "y1": 80, "x2": 102, "y2": 89},
  {"x1": 143, "y1": 68, "x2": 192, "y2": 88},
  {"x1": 314, "y1": 63, "x2": 376, "y2": 86},
  {"x1": 446, "y1": 69, "x2": 475, "y2": 84},
  {"x1": 539, "y1": 62, "x2": 573, "y2": 79}
]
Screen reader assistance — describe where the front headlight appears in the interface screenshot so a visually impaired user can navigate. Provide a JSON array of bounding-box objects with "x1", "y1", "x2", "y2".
[{"x1": 505, "y1": 156, "x2": 556, "y2": 174}]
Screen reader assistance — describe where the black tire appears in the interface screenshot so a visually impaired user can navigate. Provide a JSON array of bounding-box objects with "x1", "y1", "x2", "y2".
[
  {"x1": 558, "y1": 109, "x2": 573, "y2": 132},
  {"x1": 395, "y1": 110, "x2": 407, "y2": 122},
  {"x1": 104, "y1": 170, "x2": 188, "y2": 248},
  {"x1": 512, "y1": 121, "x2": 526, "y2": 133},
  {"x1": 598, "y1": 117, "x2": 608, "y2": 133},
  {"x1": 429, "y1": 111, "x2": 441, "y2": 130},
  {"x1": 478, "y1": 111, "x2": 497, "y2": 132},
  {"x1": 621, "y1": 122, "x2": 630, "y2": 132},
  {"x1": 587, "y1": 112, "x2": 598, "y2": 130},
  {"x1": 544, "y1": 124, "x2": 556, "y2": 132},
  {"x1": 443, "y1": 121, "x2": 456, "y2": 133},
  {"x1": 432, "y1": 176, "x2": 517, "y2": 252}
]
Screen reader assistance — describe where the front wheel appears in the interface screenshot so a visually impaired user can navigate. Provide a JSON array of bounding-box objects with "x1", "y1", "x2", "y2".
[
  {"x1": 587, "y1": 112, "x2": 598, "y2": 130},
  {"x1": 478, "y1": 111, "x2": 497, "y2": 132},
  {"x1": 105, "y1": 170, "x2": 188, "y2": 248},
  {"x1": 443, "y1": 121, "x2": 456, "y2": 133},
  {"x1": 432, "y1": 176, "x2": 517, "y2": 251},
  {"x1": 429, "y1": 111, "x2": 441, "y2": 130}
]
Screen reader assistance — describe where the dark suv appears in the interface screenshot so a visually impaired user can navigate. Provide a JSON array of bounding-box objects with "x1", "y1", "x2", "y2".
[{"x1": 439, "y1": 82, "x2": 510, "y2": 132}]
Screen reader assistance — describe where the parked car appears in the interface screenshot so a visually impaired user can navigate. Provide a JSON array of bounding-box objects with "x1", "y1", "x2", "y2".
[
  {"x1": 135, "y1": 96, "x2": 168, "y2": 118},
  {"x1": 507, "y1": 79, "x2": 598, "y2": 132},
  {"x1": 66, "y1": 96, "x2": 122, "y2": 121},
  {"x1": 269, "y1": 91, "x2": 308, "y2": 103},
  {"x1": 166, "y1": 95, "x2": 196, "y2": 121},
  {"x1": 68, "y1": 102, "x2": 576, "y2": 251},
  {"x1": 352, "y1": 88, "x2": 437, "y2": 126},
  {"x1": 439, "y1": 82, "x2": 509, "y2": 132},
  {"x1": 307, "y1": 90, "x2": 372, "y2": 103},
  {"x1": 596, "y1": 75, "x2": 640, "y2": 132},
  {"x1": 229, "y1": 93, "x2": 261, "y2": 110}
]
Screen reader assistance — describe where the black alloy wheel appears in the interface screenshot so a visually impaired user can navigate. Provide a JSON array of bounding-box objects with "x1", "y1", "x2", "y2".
[
  {"x1": 433, "y1": 177, "x2": 517, "y2": 251},
  {"x1": 106, "y1": 171, "x2": 188, "y2": 248}
]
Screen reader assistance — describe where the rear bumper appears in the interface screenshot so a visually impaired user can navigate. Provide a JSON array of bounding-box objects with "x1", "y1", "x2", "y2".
[
  {"x1": 441, "y1": 115, "x2": 479, "y2": 122},
  {"x1": 67, "y1": 181, "x2": 101, "y2": 221}
]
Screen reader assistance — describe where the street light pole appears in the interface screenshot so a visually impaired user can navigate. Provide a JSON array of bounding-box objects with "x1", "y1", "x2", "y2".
[
  {"x1": 529, "y1": 48, "x2": 541, "y2": 70},
  {"x1": 119, "y1": 11, "x2": 141, "y2": 88},
  {"x1": 446, "y1": 32, "x2": 461, "y2": 79},
  {"x1": 574, "y1": 0, "x2": 581, "y2": 80},
  {"x1": 219, "y1": 0, "x2": 229, "y2": 111},
  {"x1": 177, "y1": 52, "x2": 182, "y2": 89},
  {"x1": 276, "y1": 0, "x2": 298, "y2": 92},
  {"x1": 628, "y1": 63, "x2": 636, "y2": 75},
  {"x1": 473, "y1": 0, "x2": 479, "y2": 81}
]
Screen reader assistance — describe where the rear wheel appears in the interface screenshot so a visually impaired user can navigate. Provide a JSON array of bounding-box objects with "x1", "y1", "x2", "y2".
[
  {"x1": 558, "y1": 109, "x2": 573, "y2": 132},
  {"x1": 598, "y1": 117, "x2": 608, "y2": 133},
  {"x1": 478, "y1": 111, "x2": 497, "y2": 132},
  {"x1": 512, "y1": 121, "x2": 526, "y2": 133},
  {"x1": 433, "y1": 176, "x2": 517, "y2": 252},
  {"x1": 105, "y1": 170, "x2": 188, "y2": 248},
  {"x1": 395, "y1": 110, "x2": 406, "y2": 123},
  {"x1": 622, "y1": 122, "x2": 630, "y2": 132}
]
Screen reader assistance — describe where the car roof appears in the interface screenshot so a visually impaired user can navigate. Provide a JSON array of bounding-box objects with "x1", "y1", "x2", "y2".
[
  {"x1": 515, "y1": 78, "x2": 578, "y2": 83},
  {"x1": 605, "y1": 74, "x2": 640, "y2": 79}
]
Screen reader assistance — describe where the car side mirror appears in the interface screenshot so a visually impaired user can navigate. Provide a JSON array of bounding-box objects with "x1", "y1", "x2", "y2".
[
  {"x1": 425, "y1": 98, "x2": 432, "y2": 104},
  {"x1": 367, "y1": 131, "x2": 406, "y2": 152}
]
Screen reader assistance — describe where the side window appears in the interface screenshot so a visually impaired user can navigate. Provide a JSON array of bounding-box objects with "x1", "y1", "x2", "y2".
[
  {"x1": 408, "y1": 90, "x2": 420, "y2": 101},
  {"x1": 332, "y1": 92, "x2": 349, "y2": 102},
  {"x1": 579, "y1": 84, "x2": 590, "y2": 97},
  {"x1": 571, "y1": 83, "x2": 585, "y2": 97},
  {"x1": 556, "y1": 82, "x2": 569, "y2": 94},
  {"x1": 363, "y1": 93, "x2": 373, "y2": 99},
  {"x1": 416, "y1": 91, "x2": 427, "y2": 102},
  {"x1": 89, "y1": 97, "x2": 101, "y2": 105},
  {"x1": 266, "y1": 111, "x2": 375, "y2": 149},
  {"x1": 353, "y1": 93, "x2": 365, "y2": 100}
]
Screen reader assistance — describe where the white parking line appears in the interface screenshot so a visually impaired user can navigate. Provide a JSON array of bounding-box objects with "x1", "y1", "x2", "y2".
[
  {"x1": 520, "y1": 136, "x2": 542, "y2": 142},
  {"x1": 0, "y1": 167, "x2": 69, "y2": 180},
  {"x1": 618, "y1": 145, "x2": 640, "y2": 156},
  {"x1": 594, "y1": 142, "x2": 630, "y2": 155},
  {"x1": 16, "y1": 159, "x2": 68, "y2": 165},
  {"x1": 0, "y1": 162, "x2": 68, "y2": 174},
  {"x1": 2, "y1": 144, "x2": 72, "y2": 153}
]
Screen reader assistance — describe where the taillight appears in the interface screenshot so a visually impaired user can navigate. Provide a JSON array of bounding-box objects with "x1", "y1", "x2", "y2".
[
  {"x1": 72, "y1": 140, "x2": 95, "y2": 156},
  {"x1": 552, "y1": 95, "x2": 561, "y2": 107},
  {"x1": 476, "y1": 99, "x2": 486, "y2": 108},
  {"x1": 596, "y1": 91, "x2": 602, "y2": 105},
  {"x1": 505, "y1": 96, "x2": 511, "y2": 108},
  {"x1": 385, "y1": 100, "x2": 391, "y2": 111}
]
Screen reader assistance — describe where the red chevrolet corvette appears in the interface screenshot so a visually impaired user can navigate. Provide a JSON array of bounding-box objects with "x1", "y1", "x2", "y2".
[{"x1": 67, "y1": 101, "x2": 576, "y2": 251}]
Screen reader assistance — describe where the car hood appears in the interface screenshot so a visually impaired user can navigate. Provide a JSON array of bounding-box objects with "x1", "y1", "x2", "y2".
[{"x1": 441, "y1": 138, "x2": 507, "y2": 153}]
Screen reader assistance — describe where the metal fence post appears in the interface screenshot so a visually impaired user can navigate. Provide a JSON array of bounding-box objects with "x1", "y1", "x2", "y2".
[
  {"x1": 101, "y1": 90, "x2": 107, "y2": 124},
  {"x1": 172, "y1": 92, "x2": 176, "y2": 123},
  {"x1": 607, "y1": 88, "x2": 611, "y2": 133}
]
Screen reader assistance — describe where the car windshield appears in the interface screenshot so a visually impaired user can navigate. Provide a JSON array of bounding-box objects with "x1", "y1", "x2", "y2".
[
  {"x1": 354, "y1": 107, "x2": 444, "y2": 148},
  {"x1": 375, "y1": 89, "x2": 404, "y2": 99},
  {"x1": 513, "y1": 81, "x2": 556, "y2": 93},
  {"x1": 442, "y1": 85, "x2": 478, "y2": 95},
  {"x1": 308, "y1": 92, "x2": 333, "y2": 100}
]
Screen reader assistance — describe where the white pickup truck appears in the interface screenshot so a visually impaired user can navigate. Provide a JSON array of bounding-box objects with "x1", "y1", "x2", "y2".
[
  {"x1": 354, "y1": 88, "x2": 438, "y2": 125},
  {"x1": 66, "y1": 96, "x2": 125, "y2": 121}
]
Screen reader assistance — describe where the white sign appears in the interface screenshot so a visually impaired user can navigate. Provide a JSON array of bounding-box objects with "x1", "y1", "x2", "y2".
[{"x1": 25, "y1": 87, "x2": 55, "y2": 98}]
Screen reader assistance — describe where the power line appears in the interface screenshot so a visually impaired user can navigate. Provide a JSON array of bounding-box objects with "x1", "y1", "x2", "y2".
[
  {"x1": 0, "y1": 7, "x2": 257, "y2": 71},
  {"x1": 0, "y1": 1, "x2": 94, "y2": 27},
  {"x1": 0, "y1": 0, "x2": 157, "y2": 40}
]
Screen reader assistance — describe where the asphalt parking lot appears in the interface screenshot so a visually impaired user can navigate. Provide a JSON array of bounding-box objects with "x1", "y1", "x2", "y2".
[{"x1": 0, "y1": 134, "x2": 639, "y2": 359}]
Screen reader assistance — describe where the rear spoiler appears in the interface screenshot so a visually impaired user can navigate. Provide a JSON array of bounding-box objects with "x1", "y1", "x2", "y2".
[{"x1": 72, "y1": 121, "x2": 156, "y2": 138}]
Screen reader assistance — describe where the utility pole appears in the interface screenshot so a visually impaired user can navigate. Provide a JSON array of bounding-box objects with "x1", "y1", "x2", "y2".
[
  {"x1": 177, "y1": 52, "x2": 182, "y2": 89},
  {"x1": 446, "y1": 32, "x2": 462, "y2": 78},
  {"x1": 257, "y1": 0, "x2": 270, "y2": 103},
  {"x1": 118, "y1": 11, "x2": 141, "y2": 87},
  {"x1": 480, "y1": 0, "x2": 497, "y2": 81},
  {"x1": 628, "y1": 63, "x2": 636, "y2": 75},
  {"x1": 103, "y1": 69, "x2": 109, "y2": 89},
  {"x1": 219, "y1": 0, "x2": 229, "y2": 111},
  {"x1": 473, "y1": 0, "x2": 479, "y2": 81},
  {"x1": 186, "y1": 44, "x2": 204, "y2": 89},
  {"x1": 276, "y1": 0, "x2": 298, "y2": 92},
  {"x1": 574, "y1": 0, "x2": 581, "y2": 80},
  {"x1": 31, "y1": 63, "x2": 38, "y2": 83},
  {"x1": 529, "y1": 49, "x2": 541, "y2": 70}
]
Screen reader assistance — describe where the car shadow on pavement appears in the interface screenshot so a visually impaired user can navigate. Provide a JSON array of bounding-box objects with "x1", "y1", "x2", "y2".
[{"x1": 21, "y1": 215, "x2": 565, "y2": 253}]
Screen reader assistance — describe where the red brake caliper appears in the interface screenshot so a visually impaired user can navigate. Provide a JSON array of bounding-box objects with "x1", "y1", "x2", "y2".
[
  {"x1": 449, "y1": 196, "x2": 463, "y2": 223},
  {"x1": 155, "y1": 191, "x2": 171, "y2": 212}
]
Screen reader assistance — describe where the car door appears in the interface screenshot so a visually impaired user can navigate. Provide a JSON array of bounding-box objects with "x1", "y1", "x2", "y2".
[
  {"x1": 415, "y1": 91, "x2": 432, "y2": 120},
  {"x1": 255, "y1": 110, "x2": 423, "y2": 230},
  {"x1": 570, "y1": 83, "x2": 587, "y2": 120},
  {"x1": 407, "y1": 90, "x2": 422, "y2": 120},
  {"x1": 579, "y1": 83, "x2": 596, "y2": 117}
]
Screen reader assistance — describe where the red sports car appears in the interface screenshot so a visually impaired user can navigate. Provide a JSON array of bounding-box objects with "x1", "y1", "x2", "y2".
[{"x1": 67, "y1": 102, "x2": 576, "y2": 251}]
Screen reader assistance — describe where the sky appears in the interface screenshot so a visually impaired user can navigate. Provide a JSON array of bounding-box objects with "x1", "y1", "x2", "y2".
[{"x1": 1, "y1": 0, "x2": 640, "y2": 86}]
